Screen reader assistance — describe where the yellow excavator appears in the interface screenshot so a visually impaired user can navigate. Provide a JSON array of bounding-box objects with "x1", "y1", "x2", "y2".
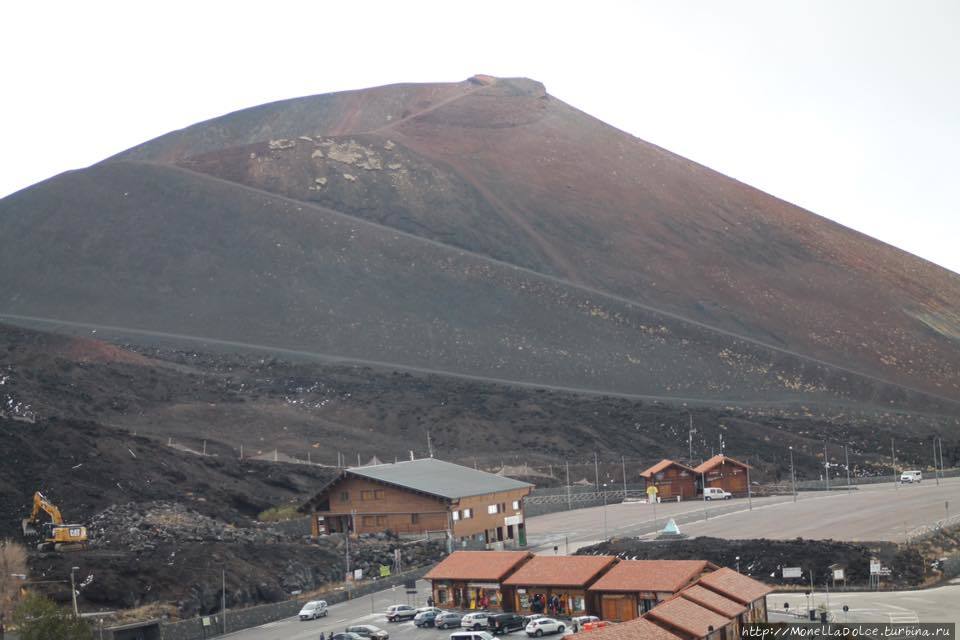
[{"x1": 21, "y1": 491, "x2": 88, "y2": 552}]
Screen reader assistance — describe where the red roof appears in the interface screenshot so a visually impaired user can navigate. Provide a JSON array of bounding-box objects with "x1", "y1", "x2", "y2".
[
  {"x1": 679, "y1": 584, "x2": 747, "y2": 618},
  {"x1": 696, "y1": 567, "x2": 772, "y2": 605},
  {"x1": 502, "y1": 555, "x2": 616, "y2": 587},
  {"x1": 646, "y1": 596, "x2": 730, "y2": 638},
  {"x1": 640, "y1": 460, "x2": 697, "y2": 479},
  {"x1": 582, "y1": 617, "x2": 684, "y2": 640},
  {"x1": 692, "y1": 455, "x2": 751, "y2": 474},
  {"x1": 588, "y1": 560, "x2": 711, "y2": 593},
  {"x1": 424, "y1": 551, "x2": 532, "y2": 581}
]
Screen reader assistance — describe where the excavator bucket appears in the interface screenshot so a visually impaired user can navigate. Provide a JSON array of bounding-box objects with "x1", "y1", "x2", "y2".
[{"x1": 21, "y1": 518, "x2": 38, "y2": 536}]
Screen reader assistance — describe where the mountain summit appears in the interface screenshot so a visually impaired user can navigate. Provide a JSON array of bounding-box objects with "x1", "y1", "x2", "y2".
[{"x1": 1, "y1": 76, "x2": 958, "y2": 411}]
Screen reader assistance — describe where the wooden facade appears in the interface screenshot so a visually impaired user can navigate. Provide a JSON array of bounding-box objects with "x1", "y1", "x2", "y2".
[
  {"x1": 640, "y1": 460, "x2": 698, "y2": 501},
  {"x1": 694, "y1": 456, "x2": 750, "y2": 497},
  {"x1": 302, "y1": 459, "x2": 533, "y2": 545},
  {"x1": 589, "y1": 560, "x2": 716, "y2": 622}
]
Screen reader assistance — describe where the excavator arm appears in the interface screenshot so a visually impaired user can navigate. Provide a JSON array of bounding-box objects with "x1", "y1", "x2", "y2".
[{"x1": 22, "y1": 491, "x2": 65, "y2": 536}]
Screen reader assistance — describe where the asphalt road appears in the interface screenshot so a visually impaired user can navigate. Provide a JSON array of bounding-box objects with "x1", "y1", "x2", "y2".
[{"x1": 526, "y1": 477, "x2": 960, "y2": 553}]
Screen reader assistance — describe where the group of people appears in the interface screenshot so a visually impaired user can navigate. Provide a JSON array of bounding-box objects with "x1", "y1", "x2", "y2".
[{"x1": 529, "y1": 593, "x2": 565, "y2": 616}]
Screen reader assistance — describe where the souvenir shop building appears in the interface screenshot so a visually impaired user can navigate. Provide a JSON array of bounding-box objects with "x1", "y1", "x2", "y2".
[{"x1": 424, "y1": 550, "x2": 533, "y2": 610}]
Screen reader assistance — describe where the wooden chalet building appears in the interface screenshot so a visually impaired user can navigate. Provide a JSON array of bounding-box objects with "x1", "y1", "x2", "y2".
[
  {"x1": 588, "y1": 560, "x2": 717, "y2": 621},
  {"x1": 640, "y1": 460, "x2": 698, "y2": 500},
  {"x1": 501, "y1": 555, "x2": 617, "y2": 616},
  {"x1": 424, "y1": 550, "x2": 532, "y2": 611},
  {"x1": 301, "y1": 458, "x2": 533, "y2": 546},
  {"x1": 579, "y1": 567, "x2": 771, "y2": 640},
  {"x1": 694, "y1": 455, "x2": 751, "y2": 497}
]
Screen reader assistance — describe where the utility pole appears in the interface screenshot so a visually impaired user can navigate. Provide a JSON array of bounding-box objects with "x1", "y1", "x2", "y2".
[
  {"x1": 621, "y1": 456, "x2": 627, "y2": 497},
  {"x1": 427, "y1": 431, "x2": 434, "y2": 458},
  {"x1": 701, "y1": 471, "x2": 709, "y2": 520},
  {"x1": 222, "y1": 568, "x2": 227, "y2": 634},
  {"x1": 70, "y1": 566, "x2": 79, "y2": 616},
  {"x1": 789, "y1": 446, "x2": 797, "y2": 503},
  {"x1": 891, "y1": 438, "x2": 898, "y2": 489},
  {"x1": 824, "y1": 441, "x2": 830, "y2": 492},
  {"x1": 933, "y1": 440, "x2": 940, "y2": 486},
  {"x1": 565, "y1": 461, "x2": 572, "y2": 511},
  {"x1": 747, "y1": 463, "x2": 752, "y2": 510},
  {"x1": 688, "y1": 414, "x2": 695, "y2": 463},
  {"x1": 594, "y1": 452, "x2": 600, "y2": 490},
  {"x1": 938, "y1": 438, "x2": 945, "y2": 479},
  {"x1": 845, "y1": 445, "x2": 851, "y2": 494}
]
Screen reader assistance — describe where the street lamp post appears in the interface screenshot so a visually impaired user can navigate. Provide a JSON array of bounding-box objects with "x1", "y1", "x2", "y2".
[
  {"x1": 701, "y1": 471, "x2": 709, "y2": 520},
  {"x1": 735, "y1": 556, "x2": 741, "y2": 573},
  {"x1": 845, "y1": 445, "x2": 851, "y2": 494},
  {"x1": 70, "y1": 567, "x2": 80, "y2": 616},
  {"x1": 602, "y1": 484, "x2": 609, "y2": 539},
  {"x1": 789, "y1": 447, "x2": 797, "y2": 503}
]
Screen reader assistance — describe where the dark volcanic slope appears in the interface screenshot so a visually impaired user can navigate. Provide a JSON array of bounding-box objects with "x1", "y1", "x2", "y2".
[
  {"x1": 2, "y1": 75, "x2": 959, "y2": 410},
  {"x1": 5, "y1": 161, "x2": 949, "y2": 409},
  {"x1": 114, "y1": 76, "x2": 960, "y2": 402}
]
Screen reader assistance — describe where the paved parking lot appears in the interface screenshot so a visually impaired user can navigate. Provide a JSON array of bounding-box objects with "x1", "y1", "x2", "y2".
[
  {"x1": 526, "y1": 477, "x2": 960, "y2": 553},
  {"x1": 225, "y1": 581, "x2": 573, "y2": 640}
]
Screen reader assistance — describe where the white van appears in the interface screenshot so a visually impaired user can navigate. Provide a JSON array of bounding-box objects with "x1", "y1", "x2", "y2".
[
  {"x1": 299, "y1": 600, "x2": 328, "y2": 620},
  {"x1": 451, "y1": 632, "x2": 495, "y2": 640},
  {"x1": 900, "y1": 470, "x2": 922, "y2": 484},
  {"x1": 704, "y1": 487, "x2": 732, "y2": 500}
]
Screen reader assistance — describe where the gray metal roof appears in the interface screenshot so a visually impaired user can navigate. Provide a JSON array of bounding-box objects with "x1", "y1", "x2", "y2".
[{"x1": 346, "y1": 458, "x2": 532, "y2": 500}]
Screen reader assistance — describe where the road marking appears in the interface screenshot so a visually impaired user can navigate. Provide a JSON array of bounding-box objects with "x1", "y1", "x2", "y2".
[{"x1": 888, "y1": 613, "x2": 920, "y2": 624}]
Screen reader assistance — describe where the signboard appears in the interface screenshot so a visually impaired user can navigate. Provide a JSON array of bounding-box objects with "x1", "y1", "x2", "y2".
[
  {"x1": 782, "y1": 567, "x2": 802, "y2": 579},
  {"x1": 832, "y1": 568, "x2": 845, "y2": 581},
  {"x1": 505, "y1": 515, "x2": 522, "y2": 526},
  {"x1": 869, "y1": 560, "x2": 881, "y2": 575},
  {"x1": 354, "y1": 569, "x2": 363, "y2": 580},
  {"x1": 202, "y1": 617, "x2": 212, "y2": 627},
  {"x1": 379, "y1": 565, "x2": 391, "y2": 578},
  {"x1": 468, "y1": 582, "x2": 500, "y2": 589}
]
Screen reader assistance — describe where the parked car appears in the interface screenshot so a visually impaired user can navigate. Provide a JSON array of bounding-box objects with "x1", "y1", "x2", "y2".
[
  {"x1": 414, "y1": 609, "x2": 444, "y2": 627},
  {"x1": 571, "y1": 616, "x2": 599, "y2": 632},
  {"x1": 386, "y1": 604, "x2": 418, "y2": 622},
  {"x1": 703, "y1": 487, "x2": 731, "y2": 500},
  {"x1": 332, "y1": 634, "x2": 365, "y2": 640},
  {"x1": 525, "y1": 618, "x2": 565, "y2": 637},
  {"x1": 461, "y1": 611, "x2": 493, "y2": 630},
  {"x1": 298, "y1": 600, "x2": 328, "y2": 620},
  {"x1": 436, "y1": 611, "x2": 464, "y2": 630},
  {"x1": 451, "y1": 632, "x2": 496, "y2": 640},
  {"x1": 488, "y1": 613, "x2": 526, "y2": 635},
  {"x1": 900, "y1": 470, "x2": 922, "y2": 483},
  {"x1": 347, "y1": 625, "x2": 389, "y2": 640}
]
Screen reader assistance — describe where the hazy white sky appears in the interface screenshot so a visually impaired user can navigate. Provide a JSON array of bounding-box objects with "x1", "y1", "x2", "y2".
[{"x1": 4, "y1": 0, "x2": 958, "y2": 273}]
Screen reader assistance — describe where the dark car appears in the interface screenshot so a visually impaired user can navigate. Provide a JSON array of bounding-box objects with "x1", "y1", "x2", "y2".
[
  {"x1": 488, "y1": 613, "x2": 526, "y2": 635},
  {"x1": 435, "y1": 611, "x2": 464, "y2": 630},
  {"x1": 346, "y1": 625, "x2": 389, "y2": 640},
  {"x1": 332, "y1": 633, "x2": 365, "y2": 640},
  {"x1": 413, "y1": 609, "x2": 442, "y2": 627}
]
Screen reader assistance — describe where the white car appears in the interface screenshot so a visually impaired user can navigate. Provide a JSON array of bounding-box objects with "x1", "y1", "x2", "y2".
[
  {"x1": 461, "y1": 612, "x2": 492, "y2": 630},
  {"x1": 703, "y1": 487, "x2": 731, "y2": 500},
  {"x1": 298, "y1": 600, "x2": 328, "y2": 620},
  {"x1": 900, "y1": 470, "x2": 922, "y2": 483},
  {"x1": 451, "y1": 632, "x2": 496, "y2": 640},
  {"x1": 525, "y1": 618, "x2": 565, "y2": 637},
  {"x1": 386, "y1": 604, "x2": 417, "y2": 622}
]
